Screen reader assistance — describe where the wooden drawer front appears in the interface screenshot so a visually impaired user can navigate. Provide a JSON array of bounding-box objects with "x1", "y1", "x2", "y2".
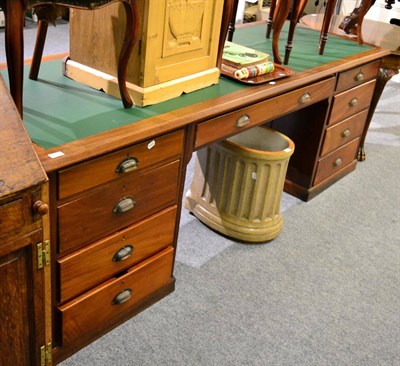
[
  {"x1": 59, "y1": 246, "x2": 174, "y2": 346},
  {"x1": 314, "y1": 138, "x2": 360, "y2": 185},
  {"x1": 329, "y1": 79, "x2": 375, "y2": 126},
  {"x1": 336, "y1": 60, "x2": 380, "y2": 93},
  {"x1": 58, "y1": 206, "x2": 177, "y2": 302},
  {"x1": 58, "y1": 129, "x2": 184, "y2": 199},
  {"x1": 195, "y1": 77, "x2": 335, "y2": 149},
  {"x1": 0, "y1": 199, "x2": 24, "y2": 236},
  {"x1": 58, "y1": 160, "x2": 180, "y2": 254},
  {"x1": 321, "y1": 110, "x2": 368, "y2": 157}
]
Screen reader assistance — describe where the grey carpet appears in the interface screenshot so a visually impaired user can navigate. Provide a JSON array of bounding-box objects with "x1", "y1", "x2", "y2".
[{"x1": 1, "y1": 19, "x2": 399, "y2": 366}]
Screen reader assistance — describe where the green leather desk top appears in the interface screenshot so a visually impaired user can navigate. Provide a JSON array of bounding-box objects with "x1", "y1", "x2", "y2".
[{"x1": 2, "y1": 23, "x2": 374, "y2": 149}]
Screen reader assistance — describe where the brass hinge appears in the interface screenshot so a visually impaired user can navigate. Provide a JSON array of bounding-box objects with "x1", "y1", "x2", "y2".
[
  {"x1": 37, "y1": 240, "x2": 50, "y2": 270},
  {"x1": 40, "y1": 342, "x2": 52, "y2": 366}
]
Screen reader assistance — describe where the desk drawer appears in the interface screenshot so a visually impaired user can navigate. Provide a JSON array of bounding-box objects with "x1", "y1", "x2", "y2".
[
  {"x1": 314, "y1": 138, "x2": 360, "y2": 185},
  {"x1": 58, "y1": 246, "x2": 174, "y2": 347},
  {"x1": 321, "y1": 110, "x2": 368, "y2": 157},
  {"x1": 329, "y1": 80, "x2": 375, "y2": 126},
  {"x1": 336, "y1": 60, "x2": 380, "y2": 93},
  {"x1": 58, "y1": 160, "x2": 180, "y2": 254},
  {"x1": 195, "y1": 77, "x2": 335, "y2": 149},
  {"x1": 57, "y1": 206, "x2": 177, "y2": 302},
  {"x1": 58, "y1": 130, "x2": 184, "y2": 199}
]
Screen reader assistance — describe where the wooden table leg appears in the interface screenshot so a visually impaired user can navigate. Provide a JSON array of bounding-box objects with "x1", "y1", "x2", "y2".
[
  {"x1": 2, "y1": 0, "x2": 25, "y2": 116},
  {"x1": 358, "y1": 67, "x2": 399, "y2": 161}
]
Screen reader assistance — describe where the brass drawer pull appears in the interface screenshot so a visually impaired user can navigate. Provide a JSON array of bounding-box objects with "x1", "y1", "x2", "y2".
[
  {"x1": 113, "y1": 245, "x2": 134, "y2": 262},
  {"x1": 354, "y1": 72, "x2": 364, "y2": 82},
  {"x1": 235, "y1": 114, "x2": 250, "y2": 128},
  {"x1": 349, "y1": 98, "x2": 358, "y2": 107},
  {"x1": 116, "y1": 157, "x2": 139, "y2": 174},
  {"x1": 333, "y1": 158, "x2": 343, "y2": 167},
  {"x1": 341, "y1": 128, "x2": 351, "y2": 138},
  {"x1": 112, "y1": 289, "x2": 132, "y2": 305},
  {"x1": 298, "y1": 92, "x2": 311, "y2": 104},
  {"x1": 113, "y1": 196, "x2": 135, "y2": 214}
]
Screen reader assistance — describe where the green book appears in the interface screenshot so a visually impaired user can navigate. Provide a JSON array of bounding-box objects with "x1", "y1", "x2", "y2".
[{"x1": 222, "y1": 41, "x2": 270, "y2": 68}]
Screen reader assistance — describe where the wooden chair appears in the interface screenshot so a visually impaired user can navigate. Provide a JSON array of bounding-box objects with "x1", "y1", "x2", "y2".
[
  {"x1": 266, "y1": 0, "x2": 340, "y2": 64},
  {"x1": 338, "y1": 0, "x2": 374, "y2": 45},
  {"x1": 0, "y1": 0, "x2": 139, "y2": 116}
]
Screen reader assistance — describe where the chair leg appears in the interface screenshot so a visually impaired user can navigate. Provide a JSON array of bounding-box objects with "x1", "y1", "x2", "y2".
[
  {"x1": 272, "y1": 0, "x2": 292, "y2": 64},
  {"x1": 218, "y1": 0, "x2": 235, "y2": 69},
  {"x1": 355, "y1": 0, "x2": 374, "y2": 45},
  {"x1": 227, "y1": 0, "x2": 239, "y2": 42},
  {"x1": 284, "y1": 0, "x2": 308, "y2": 64},
  {"x1": 319, "y1": 0, "x2": 337, "y2": 55},
  {"x1": 117, "y1": 0, "x2": 139, "y2": 108},
  {"x1": 29, "y1": 20, "x2": 49, "y2": 80},
  {"x1": 2, "y1": 0, "x2": 25, "y2": 116},
  {"x1": 266, "y1": 0, "x2": 277, "y2": 39}
]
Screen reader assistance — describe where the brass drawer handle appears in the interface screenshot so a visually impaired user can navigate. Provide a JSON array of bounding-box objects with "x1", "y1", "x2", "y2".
[
  {"x1": 349, "y1": 98, "x2": 358, "y2": 107},
  {"x1": 298, "y1": 92, "x2": 311, "y2": 104},
  {"x1": 116, "y1": 157, "x2": 139, "y2": 174},
  {"x1": 354, "y1": 72, "x2": 364, "y2": 82},
  {"x1": 333, "y1": 158, "x2": 343, "y2": 168},
  {"x1": 112, "y1": 289, "x2": 132, "y2": 305},
  {"x1": 235, "y1": 114, "x2": 250, "y2": 128},
  {"x1": 113, "y1": 196, "x2": 135, "y2": 214},
  {"x1": 341, "y1": 128, "x2": 351, "y2": 138},
  {"x1": 113, "y1": 245, "x2": 134, "y2": 262}
]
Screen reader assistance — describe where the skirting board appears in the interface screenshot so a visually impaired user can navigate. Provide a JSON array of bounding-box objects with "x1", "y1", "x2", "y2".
[{"x1": 62, "y1": 58, "x2": 221, "y2": 107}]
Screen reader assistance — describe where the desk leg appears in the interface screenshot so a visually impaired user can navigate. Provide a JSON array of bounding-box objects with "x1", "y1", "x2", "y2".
[
  {"x1": 2, "y1": 0, "x2": 25, "y2": 116},
  {"x1": 358, "y1": 67, "x2": 399, "y2": 161}
]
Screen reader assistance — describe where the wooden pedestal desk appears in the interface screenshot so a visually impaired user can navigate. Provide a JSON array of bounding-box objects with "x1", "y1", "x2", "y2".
[{"x1": 0, "y1": 23, "x2": 389, "y2": 364}]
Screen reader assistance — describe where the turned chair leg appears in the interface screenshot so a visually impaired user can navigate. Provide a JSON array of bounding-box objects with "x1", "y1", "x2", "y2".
[
  {"x1": 271, "y1": 0, "x2": 292, "y2": 64},
  {"x1": 318, "y1": 0, "x2": 337, "y2": 55},
  {"x1": 266, "y1": 0, "x2": 277, "y2": 39},
  {"x1": 284, "y1": 0, "x2": 308, "y2": 64},
  {"x1": 29, "y1": 20, "x2": 49, "y2": 80}
]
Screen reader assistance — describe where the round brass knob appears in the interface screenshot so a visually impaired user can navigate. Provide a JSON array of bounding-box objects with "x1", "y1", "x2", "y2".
[
  {"x1": 354, "y1": 72, "x2": 364, "y2": 82},
  {"x1": 33, "y1": 200, "x2": 49, "y2": 216}
]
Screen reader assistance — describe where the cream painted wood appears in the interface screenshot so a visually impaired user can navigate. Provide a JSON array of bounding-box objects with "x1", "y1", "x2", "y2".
[{"x1": 67, "y1": 0, "x2": 225, "y2": 106}]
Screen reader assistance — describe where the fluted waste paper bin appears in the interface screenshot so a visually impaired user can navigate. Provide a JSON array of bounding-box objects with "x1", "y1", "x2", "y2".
[{"x1": 185, "y1": 127, "x2": 295, "y2": 242}]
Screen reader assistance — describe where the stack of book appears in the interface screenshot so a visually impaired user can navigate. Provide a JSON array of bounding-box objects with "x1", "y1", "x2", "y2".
[{"x1": 222, "y1": 41, "x2": 273, "y2": 80}]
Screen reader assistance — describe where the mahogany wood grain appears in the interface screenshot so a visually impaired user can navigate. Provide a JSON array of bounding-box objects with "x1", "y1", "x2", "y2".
[
  {"x1": 58, "y1": 246, "x2": 174, "y2": 347},
  {"x1": 58, "y1": 160, "x2": 181, "y2": 254},
  {"x1": 336, "y1": 60, "x2": 380, "y2": 93},
  {"x1": 329, "y1": 79, "x2": 376, "y2": 125},
  {"x1": 34, "y1": 46, "x2": 388, "y2": 174},
  {"x1": 58, "y1": 130, "x2": 184, "y2": 200},
  {"x1": 314, "y1": 137, "x2": 360, "y2": 185},
  {"x1": 195, "y1": 77, "x2": 336, "y2": 149},
  {"x1": 57, "y1": 206, "x2": 177, "y2": 302},
  {"x1": 321, "y1": 109, "x2": 368, "y2": 156}
]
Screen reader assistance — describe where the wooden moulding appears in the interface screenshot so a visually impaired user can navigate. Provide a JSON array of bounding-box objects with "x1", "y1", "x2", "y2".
[{"x1": 63, "y1": 59, "x2": 220, "y2": 107}]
